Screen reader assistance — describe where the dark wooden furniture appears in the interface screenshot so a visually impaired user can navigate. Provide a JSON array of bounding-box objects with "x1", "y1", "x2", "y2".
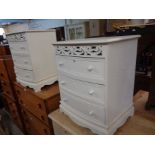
[
  {"x1": 0, "y1": 55, "x2": 24, "y2": 131},
  {"x1": 0, "y1": 45, "x2": 11, "y2": 56},
  {"x1": 146, "y1": 51, "x2": 155, "y2": 109},
  {"x1": 14, "y1": 82, "x2": 60, "y2": 135}
]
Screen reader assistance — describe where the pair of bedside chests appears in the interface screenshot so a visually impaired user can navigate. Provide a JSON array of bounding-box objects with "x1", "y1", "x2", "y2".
[{"x1": 6, "y1": 30, "x2": 140, "y2": 134}]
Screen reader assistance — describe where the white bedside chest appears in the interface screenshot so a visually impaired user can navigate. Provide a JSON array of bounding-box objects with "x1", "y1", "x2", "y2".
[
  {"x1": 54, "y1": 35, "x2": 140, "y2": 134},
  {"x1": 6, "y1": 30, "x2": 58, "y2": 92}
]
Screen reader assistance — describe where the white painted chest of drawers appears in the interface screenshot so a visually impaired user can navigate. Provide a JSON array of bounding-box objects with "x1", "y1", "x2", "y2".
[
  {"x1": 6, "y1": 30, "x2": 58, "y2": 92},
  {"x1": 54, "y1": 35, "x2": 140, "y2": 134}
]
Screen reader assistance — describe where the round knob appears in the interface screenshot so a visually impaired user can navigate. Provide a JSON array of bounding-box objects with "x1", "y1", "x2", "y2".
[
  {"x1": 60, "y1": 81, "x2": 65, "y2": 85},
  {"x1": 58, "y1": 62, "x2": 64, "y2": 66},
  {"x1": 24, "y1": 60, "x2": 28, "y2": 64},
  {"x1": 63, "y1": 98, "x2": 68, "y2": 102},
  {"x1": 89, "y1": 111, "x2": 94, "y2": 116},
  {"x1": 88, "y1": 65, "x2": 93, "y2": 72},
  {"x1": 89, "y1": 89, "x2": 94, "y2": 95},
  {"x1": 30, "y1": 117, "x2": 33, "y2": 120}
]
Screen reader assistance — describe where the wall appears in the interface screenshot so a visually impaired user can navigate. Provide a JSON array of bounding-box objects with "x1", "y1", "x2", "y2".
[{"x1": 28, "y1": 19, "x2": 65, "y2": 30}]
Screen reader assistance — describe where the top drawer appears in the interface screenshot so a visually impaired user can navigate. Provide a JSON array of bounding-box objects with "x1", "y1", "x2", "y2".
[
  {"x1": 9, "y1": 42, "x2": 29, "y2": 55},
  {"x1": 56, "y1": 55, "x2": 105, "y2": 84},
  {"x1": 7, "y1": 33, "x2": 26, "y2": 42}
]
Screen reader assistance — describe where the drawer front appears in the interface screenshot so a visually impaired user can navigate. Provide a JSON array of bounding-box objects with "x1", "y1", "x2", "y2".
[
  {"x1": 19, "y1": 97, "x2": 49, "y2": 125},
  {"x1": 12, "y1": 54, "x2": 33, "y2": 70},
  {"x1": 7, "y1": 33, "x2": 26, "y2": 42},
  {"x1": 60, "y1": 90, "x2": 106, "y2": 126},
  {"x1": 0, "y1": 60, "x2": 9, "y2": 81},
  {"x1": 59, "y1": 73, "x2": 104, "y2": 105},
  {"x1": 21, "y1": 108, "x2": 51, "y2": 135},
  {"x1": 4, "y1": 96, "x2": 23, "y2": 130},
  {"x1": 14, "y1": 67, "x2": 35, "y2": 82},
  {"x1": 9, "y1": 41, "x2": 29, "y2": 55},
  {"x1": 1, "y1": 81, "x2": 15, "y2": 100},
  {"x1": 15, "y1": 85, "x2": 48, "y2": 125},
  {"x1": 56, "y1": 55, "x2": 105, "y2": 84}
]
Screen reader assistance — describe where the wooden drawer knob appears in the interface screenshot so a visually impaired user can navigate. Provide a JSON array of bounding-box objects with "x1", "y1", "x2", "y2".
[
  {"x1": 38, "y1": 104, "x2": 42, "y2": 109},
  {"x1": 0, "y1": 73, "x2": 4, "y2": 77}
]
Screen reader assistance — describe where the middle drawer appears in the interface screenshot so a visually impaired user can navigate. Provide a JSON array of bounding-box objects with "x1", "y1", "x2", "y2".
[
  {"x1": 1, "y1": 80, "x2": 15, "y2": 100},
  {"x1": 59, "y1": 73, "x2": 105, "y2": 105},
  {"x1": 12, "y1": 54, "x2": 33, "y2": 70},
  {"x1": 14, "y1": 67, "x2": 35, "y2": 82}
]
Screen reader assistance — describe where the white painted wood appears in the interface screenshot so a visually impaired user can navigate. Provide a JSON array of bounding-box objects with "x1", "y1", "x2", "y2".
[
  {"x1": 54, "y1": 35, "x2": 140, "y2": 134},
  {"x1": 7, "y1": 30, "x2": 58, "y2": 91},
  {"x1": 58, "y1": 73, "x2": 105, "y2": 105},
  {"x1": 56, "y1": 56, "x2": 105, "y2": 84}
]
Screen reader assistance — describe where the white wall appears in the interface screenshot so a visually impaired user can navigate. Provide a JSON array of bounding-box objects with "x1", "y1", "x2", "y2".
[{"x1": 28, "y1": 19, "x2": 65, "y2": 30}]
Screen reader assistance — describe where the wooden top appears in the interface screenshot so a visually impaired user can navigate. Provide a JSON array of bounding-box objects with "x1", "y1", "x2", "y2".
[
  {"x1": 14, "y1": 82, "x2": 60, "y2": 100},
  {"x1": 6, "y1": 29, "x2": 56, "y2": 35},
  {"x1": 48, "y1": 109, "x2": 95, "y2": 135},
  {"x1": 113, "y1": 23, "x2": 155, "y2": 30},
  {"x1": 54, "y1": 35, "x2": 141, "y2": 45}
]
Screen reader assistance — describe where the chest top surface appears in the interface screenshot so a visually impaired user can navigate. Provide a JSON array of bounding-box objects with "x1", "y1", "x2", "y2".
[{"x1": 54, "y1": 35, "x2": 140, "y2": 45}]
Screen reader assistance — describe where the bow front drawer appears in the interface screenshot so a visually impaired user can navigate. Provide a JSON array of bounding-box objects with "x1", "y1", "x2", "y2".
[
  {"x1": 59, "y1": 73, "x2": 105, "y2": 105},
  {"x1": 60, "y1": 90, "x2": 106, "y2": 127},
  {"x1": 56, "y1": 55, "x2": 105, "y2": 84}
]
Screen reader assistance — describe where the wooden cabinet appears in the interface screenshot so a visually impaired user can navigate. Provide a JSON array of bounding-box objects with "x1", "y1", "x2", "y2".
[
  {"x1": 14, "y1": 82, "x2": 60, "y2": 135},
  {"x1": 21, "y1": 108, "x2": 51, "y2": 135},
  {"x1": 3, "y1": 93, "x2": 23, "y2": 131},
  {"x1": 0, "y1": 54, "x2": 24, "y2": 132}
]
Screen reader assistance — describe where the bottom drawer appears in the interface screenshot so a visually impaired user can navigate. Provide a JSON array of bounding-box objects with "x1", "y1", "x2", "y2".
[
  {"x1": 60, "y1": 90, "x2": 106, "y2": 126},
  {"x1": 21, "y1": 108, "x2": 51, "y2": 135}
]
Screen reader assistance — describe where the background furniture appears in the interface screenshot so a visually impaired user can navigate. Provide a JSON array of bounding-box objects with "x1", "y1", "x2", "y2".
[
  {"x1": 0, "y1": 50, "x2": 24, "y2": 132},
  {"x1": 6, "y1": 30, "x2": 58, "y2": 92},
  {"x1": 14, "y1": 82, "x2": 60, "y2": 135}
]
